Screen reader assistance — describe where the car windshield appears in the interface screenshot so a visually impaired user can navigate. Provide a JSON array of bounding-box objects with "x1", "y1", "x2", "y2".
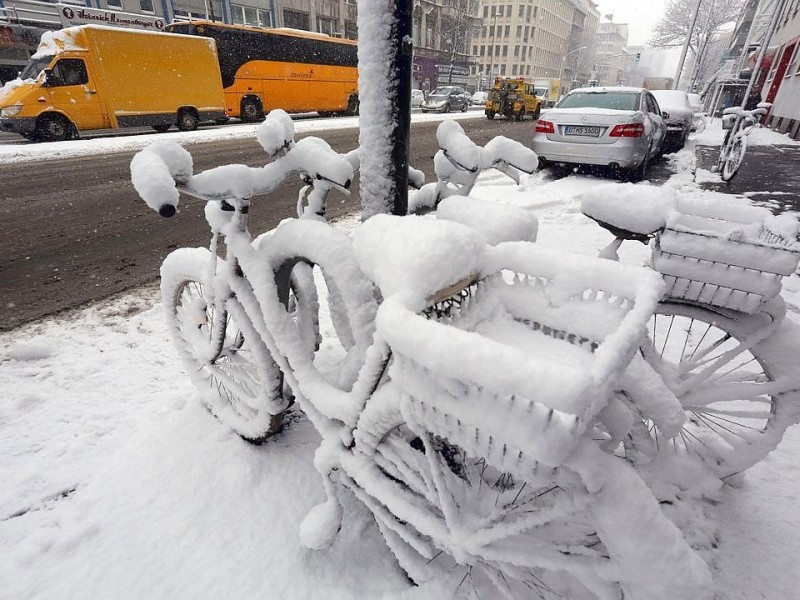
[
  {"x1": 430, "y1": 87, "x2": 456, "y2": 96},
  {"x1": 557, "y1": 91, "x2": 640, "y2": 111},
  {"x1": 19, "y1": 55, "x2": 54, "y2": 80}
]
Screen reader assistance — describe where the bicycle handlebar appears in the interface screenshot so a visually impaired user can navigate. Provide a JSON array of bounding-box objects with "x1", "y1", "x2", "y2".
[{"x1": 131, "y1": 119, "x2": 353, "y2": 218}]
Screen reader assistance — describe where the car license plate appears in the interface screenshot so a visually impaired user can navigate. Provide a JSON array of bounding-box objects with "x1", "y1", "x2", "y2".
[{"x1": 564, "y1": 125, "x2": 601, "y2": 137}]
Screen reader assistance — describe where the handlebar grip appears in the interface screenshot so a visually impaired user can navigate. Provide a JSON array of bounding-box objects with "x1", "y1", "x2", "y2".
[{"x1": 159, "y1": 204, "x2": 177, "y2": 218}]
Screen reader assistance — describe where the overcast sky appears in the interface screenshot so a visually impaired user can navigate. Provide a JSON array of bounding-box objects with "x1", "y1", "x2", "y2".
[{"x1": 595, "y1": 0, "x2": 670, "y2": 46}]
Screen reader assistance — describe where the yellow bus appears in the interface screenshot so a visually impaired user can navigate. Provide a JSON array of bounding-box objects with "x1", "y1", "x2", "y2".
[{"x1": 166, "y1": 21, "x2": 359, "y2": 121}]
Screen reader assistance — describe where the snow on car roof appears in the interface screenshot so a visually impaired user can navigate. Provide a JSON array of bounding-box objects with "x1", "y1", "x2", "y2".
[{"x1": 568, "y1": 86, "x2": 645, "y2": 94}]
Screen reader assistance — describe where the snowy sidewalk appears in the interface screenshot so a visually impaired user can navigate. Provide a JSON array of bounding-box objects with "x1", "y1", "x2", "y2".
[{"x1": 2, "y1": 122, "x2": 800, "y2": 600}]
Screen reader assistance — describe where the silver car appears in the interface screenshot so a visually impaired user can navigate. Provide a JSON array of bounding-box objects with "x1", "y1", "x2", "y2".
[
  {"x1": 420, "y1": 86, "x2": 470, "y2": 113},
  {"x1": 531, "y1": 86, "x2": 667, "y2": 180},
  {"x1": 651, "y1": 89, "x2": 695, "y2": 152}
]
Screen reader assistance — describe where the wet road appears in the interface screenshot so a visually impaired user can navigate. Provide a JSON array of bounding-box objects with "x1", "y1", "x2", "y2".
[{"x1": 0, "y1": 116, "x2": 529, "y2": 331}]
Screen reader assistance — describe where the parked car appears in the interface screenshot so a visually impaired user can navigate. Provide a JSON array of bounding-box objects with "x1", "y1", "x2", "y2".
[
  {"x1": 411, "y1": 89, "x2": 425, "y2": 108},
  {"x1": 651, "y1": 89, "x2": 695, "y2": 152},
  {"x1": 687, "y1": 92, "x2": 707, "y2": 132},
  {"x1": 420, "y1": 86, "x2": 470, "y2": 113},
  {"x1": 531, "y1": 86, "x2": 667, "y2": 181},
  {"x1": 471, "y1": 90, "x2": 488, "y2": 105}
]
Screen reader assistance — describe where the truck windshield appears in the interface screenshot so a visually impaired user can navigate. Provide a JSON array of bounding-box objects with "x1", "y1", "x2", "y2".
[{"x1": 19, "y1": 55, "x2": 54, "y2": 81}]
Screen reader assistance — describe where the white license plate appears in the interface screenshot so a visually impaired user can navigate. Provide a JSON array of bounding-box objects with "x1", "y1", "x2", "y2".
[{"x1": 564, "y1": 125, "x2": 601, "y2": 137}]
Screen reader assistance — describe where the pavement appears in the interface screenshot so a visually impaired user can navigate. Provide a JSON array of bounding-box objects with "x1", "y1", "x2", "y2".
[{"x1": 695, "y1": 143, "x2": 800, "y2": 217}]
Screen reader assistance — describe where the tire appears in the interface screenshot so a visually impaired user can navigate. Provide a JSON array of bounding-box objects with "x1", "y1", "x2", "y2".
[
  {"x1": 461, "y1": 102, "x2": 468, "y2": 112},
  {"x1": 367, "y1": 420, "x2": 710, "y2": 599},
  {"x1": 346, "y1": 95, "x2": 360, "y2": 116},
  {"x1": 252, "y1": 221, "x2": 379, "y2": 406},
  {"x1": 177, "y1": 109, "x2": 199, "y2": 132},
  {"x1": 636, "y1": 301, "x2": 800, "y2": 478},
  {"x1": 240, "y1": 97, "x2": 264, "y2": 123},
  {"x1": 486, "y1": 111, "x2": 495, "y2": 120},
  {"x1": 443, "y1": 103, "x2": 451, "y2": 113},
  {"x1": 625, "y1": 150, "x2": 650, "y2": 182},
  {"x1": 720, "y1": 134, "x2": 746, "y2": 182},
  {"x1": 152, "y1": 124, "x2": 171, "y2": 133},
  {"x1": 35, "y1": 114, "x2": 73, "y2": 142},
  {"x1": 533, "y1": 106, "x2": 541, "y2": 120},
  {"x1": 516, "y1": 108, "x2": 525, "y2": 121},
  {"x1": 161, "y1": 248, "x2": 286, "y2": 442}
]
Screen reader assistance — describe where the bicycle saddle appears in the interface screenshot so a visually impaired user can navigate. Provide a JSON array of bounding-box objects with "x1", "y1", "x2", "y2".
[
  {"x1": 351, "y1": 214, "x2": 485, "y2": 310},
  {"x1": 580, "y1": 184, "x2": 677, "y2": 241}
]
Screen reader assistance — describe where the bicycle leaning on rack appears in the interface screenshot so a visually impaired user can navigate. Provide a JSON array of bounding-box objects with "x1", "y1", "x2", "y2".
[
  {"x1": 715, "y1": 101, "x2": 771, "y2": 182},
  {"x1": 131, "y1": 113, "x2": 800, "y2": 600}
]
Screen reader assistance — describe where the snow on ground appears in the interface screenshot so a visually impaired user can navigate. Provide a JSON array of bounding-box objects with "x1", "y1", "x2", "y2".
[{"x1": 2, "y1": 120, "x2": 800, "y2": 599}]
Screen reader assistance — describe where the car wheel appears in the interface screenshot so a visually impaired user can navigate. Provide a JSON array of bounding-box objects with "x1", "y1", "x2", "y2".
[
  {"x1": 443, "y1": 103, "x2": 451, "y2": 113},
  {"x1": 461, "y1": 102, "x2": 468, "y2": 112}
]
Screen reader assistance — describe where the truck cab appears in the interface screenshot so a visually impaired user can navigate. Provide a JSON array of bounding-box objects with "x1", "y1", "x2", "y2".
[
  {"x1": 0, "y1": 50, "x2": 106, "y2": 141},
  {"x1": 484, "y1": 77, "x2": 542, "y2": 121}
]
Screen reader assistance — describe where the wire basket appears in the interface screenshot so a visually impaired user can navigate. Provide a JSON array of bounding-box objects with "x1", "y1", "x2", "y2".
[
  {"x1": 377, "y1": 243, "x2": 664, "y2": 474},
  {"x1": 652, "y1": 209, "x2": 800, "y2": 314}
]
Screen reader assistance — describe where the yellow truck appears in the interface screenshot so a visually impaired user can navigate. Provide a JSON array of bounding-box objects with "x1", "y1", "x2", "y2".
[
  {"x1": 0, "y1": 25, "x2": 226, "y2": 141},
  {"x1": 485, "y1": 77, "x2": 543, "y2": 121}
]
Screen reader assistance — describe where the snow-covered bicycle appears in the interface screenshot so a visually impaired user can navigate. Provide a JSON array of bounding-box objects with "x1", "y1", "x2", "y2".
[
  {"x1": 130, "y1": 116, "x2": 800, "y2": 599},
  {"x1": 716, "y1": 102, "x2": 771, "y2": 182},
  {"x1": 582, "y1": 186, "x2": 800, "y2": 478}
]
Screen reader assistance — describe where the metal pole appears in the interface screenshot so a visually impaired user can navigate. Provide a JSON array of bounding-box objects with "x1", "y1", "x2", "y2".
[
  {"x1": 740, "y1": 0, "x2": 788, "y2": 108},
  {"x1": 487, "y1": 13, "x2": 497, "y2": 87},
  {"x1": 690, "y1": 0, "x2": 716, "y2": 91},
  {"x1": 673, "y1": 0, "x2": 704, "y2": 89},
  {"x1": 389, "y1": 0, "x2": 413, "y2": 215}
]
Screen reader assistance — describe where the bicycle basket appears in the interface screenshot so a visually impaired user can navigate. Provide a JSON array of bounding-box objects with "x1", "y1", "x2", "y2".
[
  {"x1": 376, "y1": 242, "x2": 664, "y2": 474},
  {"x1": 653, "y1": 199, "x2": 800, "y2": 314}
]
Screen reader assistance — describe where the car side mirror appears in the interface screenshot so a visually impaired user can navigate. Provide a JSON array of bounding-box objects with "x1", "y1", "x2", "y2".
[{"x1": 661, "y1": 111, "x2": 670, "y2": 119}]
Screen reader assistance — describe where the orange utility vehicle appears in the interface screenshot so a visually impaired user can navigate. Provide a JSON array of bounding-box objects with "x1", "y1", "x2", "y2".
[
  {"x1": 0, "y1": 25, "x2": 226, "y2": 141},
  {"x1": 166, "y1": 21, "x2": 360, "y2": 121}
]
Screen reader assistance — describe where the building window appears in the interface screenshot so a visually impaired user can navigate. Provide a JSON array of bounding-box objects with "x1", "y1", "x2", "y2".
[
  {"x1": 344, "y1": 20, "x2": 357, "y2": 39},
  {"x1": 139, "y1": 0, "x2": 154, "y2": 13},
  {"x1": 284, "y1": 9, "x2": 310, "y2": 30},
  {"x1": 317, "y1": 17, "x2": 336, "y2": 36},
  {"x1": 106, "y1": 0, "x2": 123, "y2": 8}
]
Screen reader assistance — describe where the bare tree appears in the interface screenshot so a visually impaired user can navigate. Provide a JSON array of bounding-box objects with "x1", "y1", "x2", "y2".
[
  {"x1": 651, "y1": 0, "x2": 743, "y2": 54},
  {"x1": 439, "y1": 0, "x2": 481, "y2": 83}
]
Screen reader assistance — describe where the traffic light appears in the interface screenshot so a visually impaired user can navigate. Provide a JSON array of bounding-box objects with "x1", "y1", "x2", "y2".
[{"x1": 635, "y1": 52, "x2": 641, "y2": 62}]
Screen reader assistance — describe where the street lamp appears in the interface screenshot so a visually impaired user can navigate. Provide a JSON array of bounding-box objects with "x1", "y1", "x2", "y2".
[
  {"x1": 486, "y1": 13, "x2": 498, "y2": 90},
  {"x1": 559, "y1": 46, "x2": 586, "y2": 92}
]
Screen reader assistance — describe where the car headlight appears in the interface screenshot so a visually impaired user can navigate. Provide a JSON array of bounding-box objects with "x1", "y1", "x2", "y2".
[{"x1": 1, "y1": 104, "x2": 23, "y2": 117}]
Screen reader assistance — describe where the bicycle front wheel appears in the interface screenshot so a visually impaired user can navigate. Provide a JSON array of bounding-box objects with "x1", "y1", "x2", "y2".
[
  {"x1": 720, "y1": 134, "x2": 746, "y2": 182},
  {"x1": 360, "y1": 419, "x2": 710, "y2": 600},
  {"x1": 641, "y1": 301, "x2": 800, "y2": 477},
  {"x1": 161, "y1": 248, "x2": 286, "y2": 442}
]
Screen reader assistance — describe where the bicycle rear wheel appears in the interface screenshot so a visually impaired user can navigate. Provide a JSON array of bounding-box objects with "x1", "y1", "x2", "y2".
[
  {"x1": 639, "y1": 301, "x2": 800, "y2": 477},
  {"x1": 720, "y1": 134, "x2": 746, "y2": 182},
  {"x1": 161, "y1": 248, "x2": 286, "y2": 442}
]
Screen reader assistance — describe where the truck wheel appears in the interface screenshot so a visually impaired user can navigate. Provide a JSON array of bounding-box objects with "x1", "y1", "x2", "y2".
[
  {"x1": 177, "y1": 110, "x2": 199, "y2": 131},
  {"x1": 486, "y1": 111, "x2": 495, "y2": 120},
  {"x1": 240, "y1": 98, "x2": 264, "y2": 122},
  {"x1": 533, "y1": 107, "x2": 541, "y2": 120},
  {"x1": 36, "y1": 114, "x2": 73, "y2": 142},
  {"x1": 152, "y1": 124, "x2": 171, "y2": 133},
  {"x1": 516, "y1": 108, "x2": 526, "y2": 121}
]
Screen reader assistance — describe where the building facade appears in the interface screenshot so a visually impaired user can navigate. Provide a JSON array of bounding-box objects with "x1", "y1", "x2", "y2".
[
  {"x1": 594, "y1": 19, "x2": 630, "y2": 85},
  {"x1": 470, "y1": 0, "x2": 599, "y2": 93},
  {"x1": 761, "y1": 0, "x2": 800, "y2": 138}
]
